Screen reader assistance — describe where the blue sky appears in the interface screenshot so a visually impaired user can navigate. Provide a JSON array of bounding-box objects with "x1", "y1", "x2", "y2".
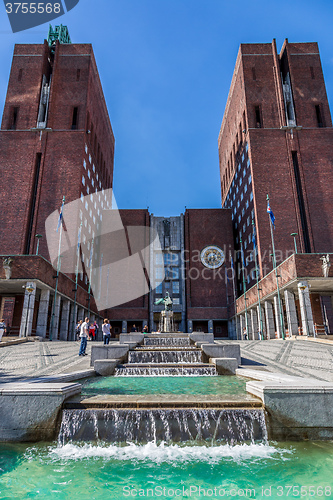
[{"x1": 1, "y1": 0, "x2": 333, "y2": 216}]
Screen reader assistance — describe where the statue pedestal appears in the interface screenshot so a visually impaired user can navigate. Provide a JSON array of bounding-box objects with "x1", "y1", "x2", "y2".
[{"x1": 161, "y1": 310, "x2": 174, "y2": 333}]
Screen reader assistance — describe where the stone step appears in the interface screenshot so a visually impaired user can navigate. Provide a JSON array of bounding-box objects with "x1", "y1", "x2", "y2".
[{"x1": 65, "y1": 394, "x2": 263, "y2": 410}]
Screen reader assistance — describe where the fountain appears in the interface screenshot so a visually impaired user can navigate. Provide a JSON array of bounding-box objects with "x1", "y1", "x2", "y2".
[{"x1": 114, "y1": 333, "x2": 218, "y2": 375}]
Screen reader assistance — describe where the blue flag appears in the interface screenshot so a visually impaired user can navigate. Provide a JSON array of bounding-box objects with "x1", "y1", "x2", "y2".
[
  {"x1": 56, "y1": 197, "x2": 65, "y2": 232},
  {"x1": 267, "y1": 201, "x2": 275, "y2": 228},
  {"x1": 77, "y1": 224, "x2": 82, "y2": 253},
  {"x1": 252, "y1": 225, "x2": 257, "y2": 251}
]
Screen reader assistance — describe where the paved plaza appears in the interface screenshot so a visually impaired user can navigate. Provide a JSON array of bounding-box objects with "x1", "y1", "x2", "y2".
[{"x1": 0, "y1": 338, "x2": 332, "y2": 382}]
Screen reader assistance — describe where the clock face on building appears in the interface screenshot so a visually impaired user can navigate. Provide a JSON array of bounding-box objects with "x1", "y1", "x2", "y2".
[{"x1": 200, "y1": 246, "x2": 225, "y2": 269}]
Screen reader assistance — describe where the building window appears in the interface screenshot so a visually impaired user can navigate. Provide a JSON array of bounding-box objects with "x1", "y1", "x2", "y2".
[
  {"x1": 238, "y1": 215, "x2": 241, "y2": 223},
  {"x1": 155, "y1": 283, "x2": 162, "y2": 294},
  {"x1": 71, "y1": 107, "x2": 79, "y2": 130},
  {"x1": 82, "y1": 175, "x2": 85, "y2": 186},
  {"x1": 248, "y1": 174, "x2": 252, "y2": 184},
  {"x1": 241, "y1": 192, "x2": 244, "y2": 201},
  {"x1": 172, "y1": 281, "x2": 180, "y2": 294},
  {"x1": 246, "y1": 200, "x2": 249, "y2": 209},
  {"x1": 315, "y1": 105, "x2": 324, "y2": 127},
  {"x1": 76, "y1": 69, "x2": 81, "y2": 81},
  {"x1": 310, "y1": 66, "x2": 315, "y2": 79},
  {"x1": 9, "y1": 106, "x2": 19, "y2": 130},
  {"x1": 244, "y1": 183, "x2": 248, "y2": 193},
  {"x1": 250, "y1": 191, "x2": 253, "y2": 201},
  {"x1": 156, "y1": 267, "x2": 164, "y2": 279},
  {"x1": 255, "y1": 105, "x2": 262, "y2": 128},
  {"x1": 83, "y1": 159, "x2": 86, "y2": 169},
  {"x1": 173, "y1": 298, "x2": 180, "y2": 305}
]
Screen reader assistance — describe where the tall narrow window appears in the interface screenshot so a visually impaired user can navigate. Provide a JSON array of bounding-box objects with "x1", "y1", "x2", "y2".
[
  {"x1": 315, "y1": 105, "x2": 324, "y2": 128},
  {"x1": 9, "y1": 106, "x2": 19, "y2": 130},
  {"x1": 76, "y1": 69, "x2": 81, "y2": 81},
  {"x1": 292, "y1": 151, "x2": 311, "y2": 253},
  {"x1": 254, "y1": 106, "x2": 262, "y2": 128},
  {"x1": 310, "y1": 66, "x2": 315, "y2": 79},
  {"x1": 25, "y1": 154, "x2": 42, "y2": 254},
  {"x1": 18, "y1": 69, "x2": 23, "y2": 82},
  {"x1": 71, "y1": 107, "x2": 79, "y2": 130}
]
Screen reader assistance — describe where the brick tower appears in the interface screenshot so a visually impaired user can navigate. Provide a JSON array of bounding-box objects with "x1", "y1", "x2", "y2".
[
  {"x1": 218, "y1": 39, "x2": 333, "y2": 292},
  {"x1": 0, "y1": 26, "x2": 115, "y2": 261}
]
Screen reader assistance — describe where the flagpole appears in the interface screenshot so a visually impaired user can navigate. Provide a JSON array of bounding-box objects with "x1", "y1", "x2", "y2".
[
  {"x1": 252, "y1": 220, "x2": 264, "y2": 340},
  {"x1": 230, "y1": 251, "x2": 238, "y2": 340},
  {"x1": 49, "y1": 196, "x2": 65, "y2": 341},
  {"x1": 240, "y1": 239, "x2": 249, "y2": 339},
  {"x1": 267, "y1": 194, "x2": 285, "y2": 340},
  {"x1": 87, "y1": 238, "x2": 94, "y2": 318},
  {"x1": 71, "y1": 222, "x2": 82, "y2": 341}
]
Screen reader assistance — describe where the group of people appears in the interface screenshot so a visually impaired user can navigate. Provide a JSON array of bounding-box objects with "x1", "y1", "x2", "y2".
[
  {"x1": 78, "y1": 317, "x2": 113, "y2": 356},
  {"x1": 75, "y1": 320, "x2": 99, "y2": 341}
]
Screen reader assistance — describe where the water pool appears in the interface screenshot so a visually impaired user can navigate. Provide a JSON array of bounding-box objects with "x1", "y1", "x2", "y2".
[
  {"x1": 0, "y1": 441, "x2": 332, "y2": 499},
  {"x1": 82, "y1": 375, "x2": 248, "y2": 397}
]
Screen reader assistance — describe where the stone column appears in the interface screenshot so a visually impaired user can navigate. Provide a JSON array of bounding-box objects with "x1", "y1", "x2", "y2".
[
  {"x1": 187, "y1": 320, "x2": 193, "y2": 333},
  {"x1": 298, "y1": 281, "x2": 315, "y2": 336},
  {"x1": 19, "y1": 282, "x2": 37, "y2": 338},
  {"x1": 265, "y1": 301, "x2": 275, "y2": 339},
  {"x1": 36, "y1": 289, "x2": 50, "y2": 338},
  {"x1": 208, "y1": 320, "x2": 214, "y2": 334},
  {"x1": 59, "y1": 299, "x2": 71, "y2": 341},
  {"x1": 245, "y1": 311, "x2": 253, "y2": 339},
  {"x1": 234, "y1": 316, "x2": 241, "y2": 340},
  {"x1": 250, "y1": 309, "x2": 259, "y2": 340},
  {"x1": 284, "y1": 290, "x2": 299, "y2": 337},
  {"x1": 78, "y1": 307, "x2": 85, "y2": 322},
  {"x1": 257, "y1": 305, "x2": 265, "y2": 340},
  {"x1": 50, "y1": 294, "x2": 61, "y2": 340},
  {"x1": 239, "y1": 314, "x2": 245, "y2": 339},
  {"x1": 122, "y1": 320, "x2": 127, "y2": 333},
  {"x1": 273, "y1": 296, "x2": 283, "y2": 339},
  {"x1": 68, "y1": 303, "x2": 78, "y2": 341}
]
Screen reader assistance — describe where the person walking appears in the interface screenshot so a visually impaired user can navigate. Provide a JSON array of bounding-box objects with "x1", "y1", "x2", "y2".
[
  {"x1": 89, "y1": 322, "x2": 95, "y2": 341},
  {"x1": 94, "y1": 321, "x2": 99, "y2": 341},
  {"x1": 75, "y1": 320, "x2": 83, "y2": 341},
  {"x1": 0, "y1": 319, "x2": 6, "y2": 342},
  {"x1": 79, "y1": 317, "x2": 89, "y2": 356},
  {"x1": 102, "y1": 318, "x2": 111, "y2": 345}
]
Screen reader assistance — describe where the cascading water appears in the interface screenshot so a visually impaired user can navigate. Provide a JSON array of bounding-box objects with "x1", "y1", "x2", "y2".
[
  {"x1": 116, "y1": 335, "x2": 217, "y2": 376},
  {"x1": 114, "y1": 365, "x2": 217, "y2": 376},
  {"x1": 58, "y1": 408, "x2": 268, "y2": 445},
  {"x1": 128, "y1": 349, "x2": 203, "y2": 364},
  {"x1": 144, "y1": 337, "x2": 191, "y2": 347}
]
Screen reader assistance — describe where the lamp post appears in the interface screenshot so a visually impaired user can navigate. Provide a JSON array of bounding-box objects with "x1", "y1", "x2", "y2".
[
  {"x1": 22, "y1": 285, "x2": 35, "y2": 337},
  {"x1": 291, "y1": 233, "x2": 298, "y2": 254},
  {"x1": 35, "y1": 234, "x2": 42, "y2": 256}
]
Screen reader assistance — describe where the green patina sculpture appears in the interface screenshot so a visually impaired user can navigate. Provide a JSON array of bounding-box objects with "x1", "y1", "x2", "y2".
[
  {"x1": 155, "y1": 291, "x2": 173, "y2": 311},
  {"x1": 48, "y1": 24, "x2": 71, "y2": 50}
]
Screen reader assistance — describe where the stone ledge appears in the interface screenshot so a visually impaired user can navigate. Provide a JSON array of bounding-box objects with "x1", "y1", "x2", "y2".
[
  {"x1": 0, "y1": 382, "x2": 81, "y2": 442},
  {"x1": 210, "y1": 357, "x2": 238, "y2": 375},
  {"x1": 94, "y1": 359, "x2": 118, "y2": 376}
]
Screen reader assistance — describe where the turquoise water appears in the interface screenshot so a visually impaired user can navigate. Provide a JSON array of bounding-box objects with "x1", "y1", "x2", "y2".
[
  {"x1": 0, "y1": 441, "x2": 333, "y2": 499},
  {"x1": 82, "y1": 375, "x2": 248, "y2": 397}
]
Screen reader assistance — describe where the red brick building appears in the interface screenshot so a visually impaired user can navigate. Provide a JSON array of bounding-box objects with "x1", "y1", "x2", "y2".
[
  {"x1": 218, "y1": 39, "x2": 333, "y2": 339},
  {"x1": 0, "y1": 27, "x2": 114, "y2": 338}
]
